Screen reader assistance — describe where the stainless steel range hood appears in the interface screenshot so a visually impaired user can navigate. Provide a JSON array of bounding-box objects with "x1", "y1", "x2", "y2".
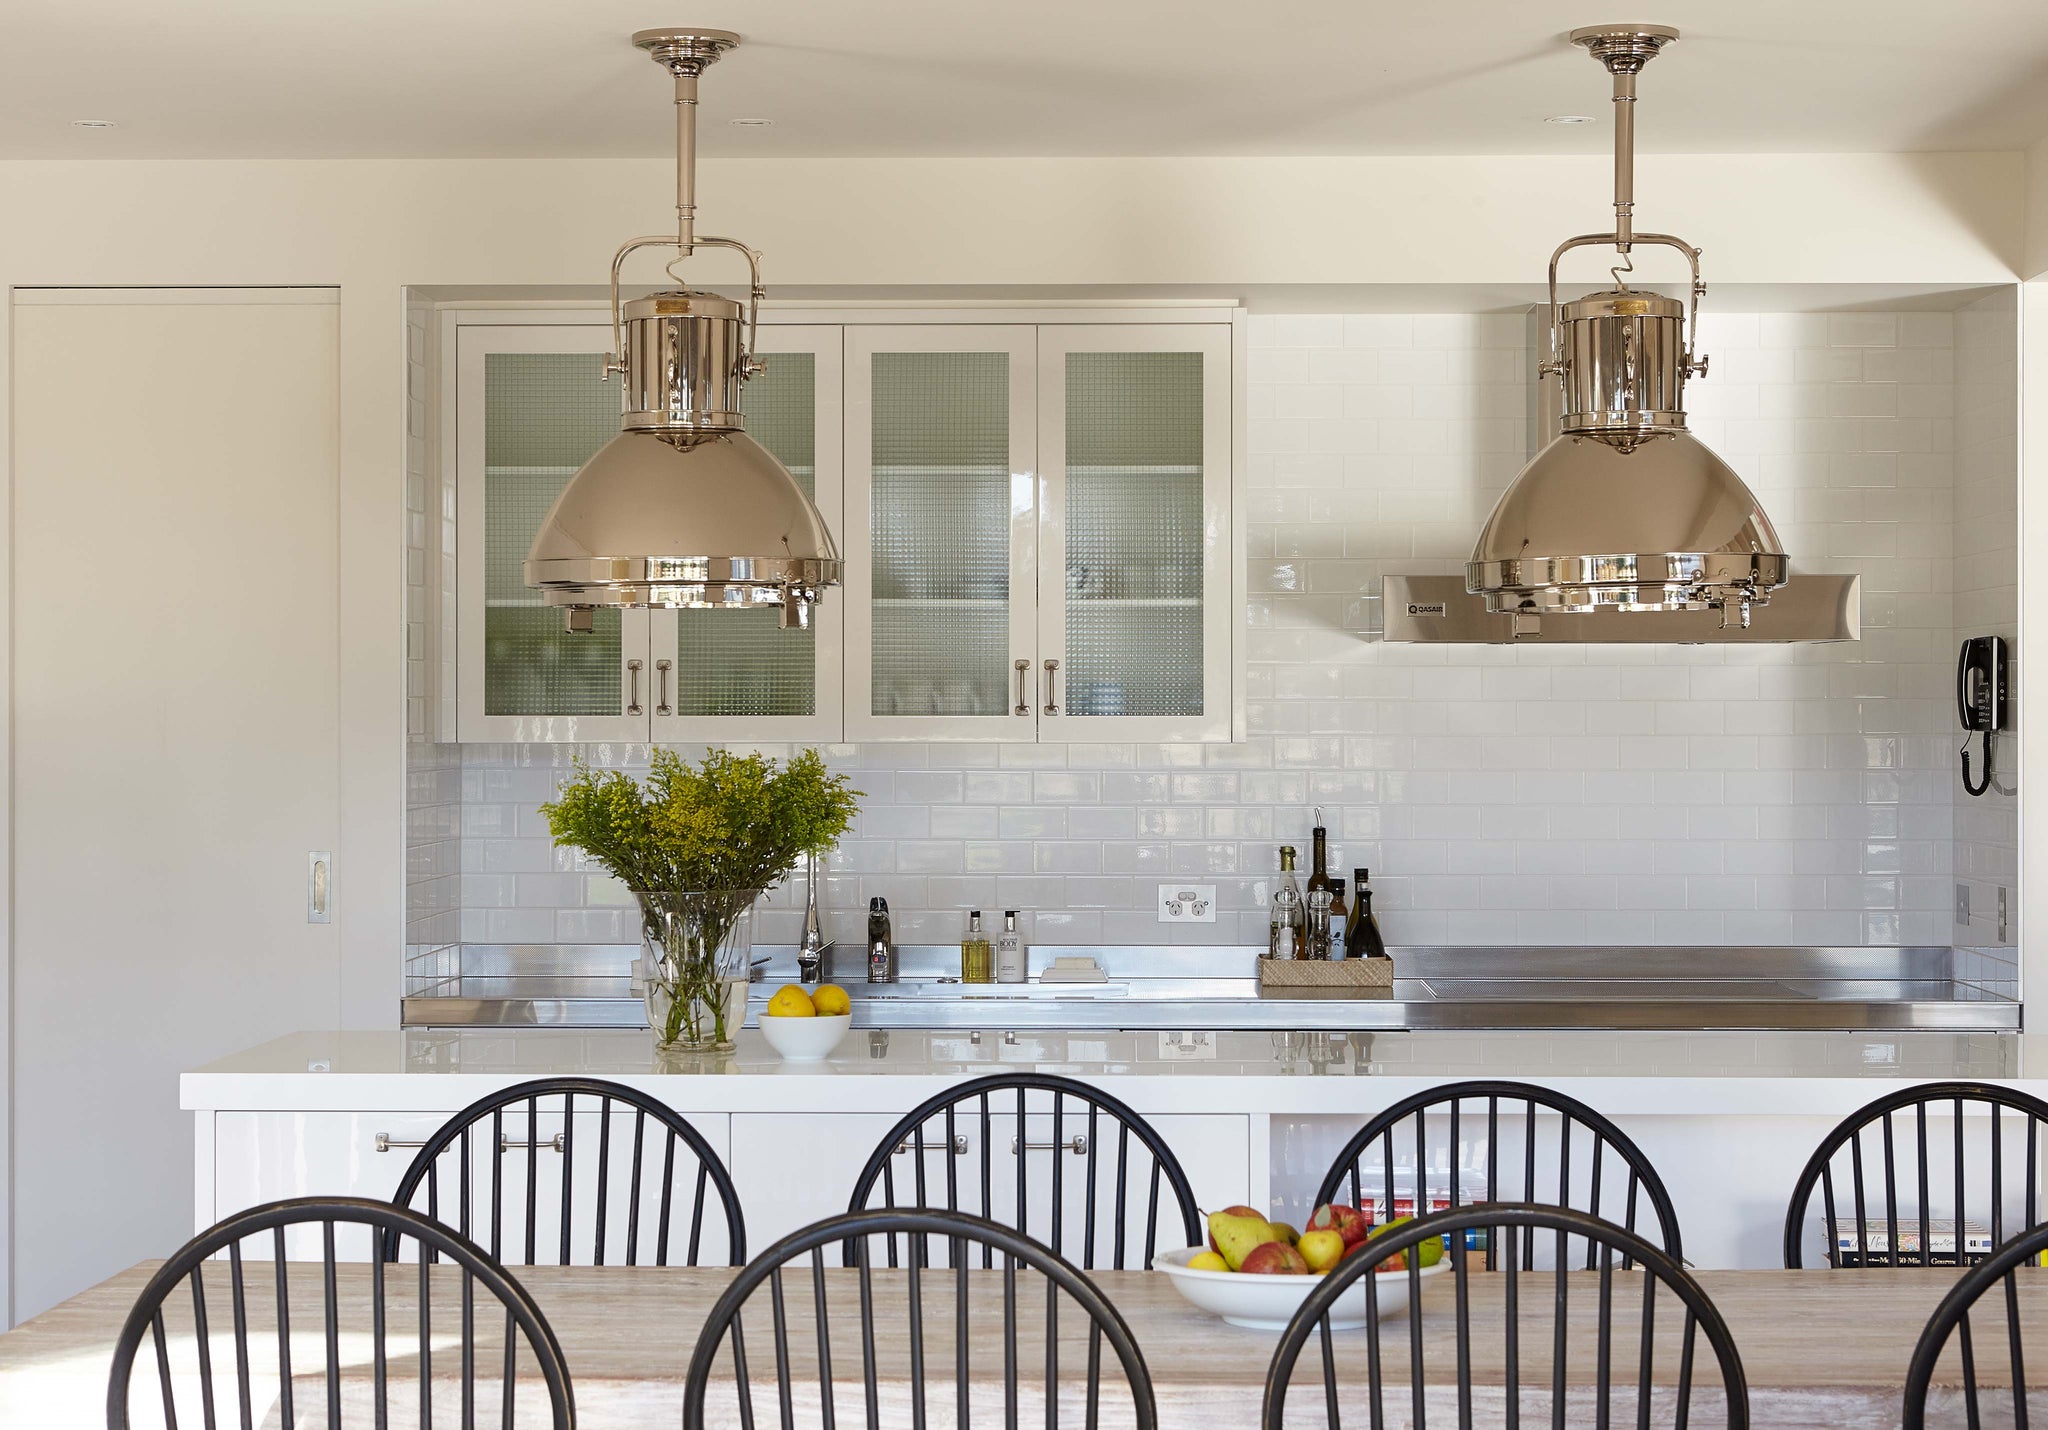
[{"x1": 1383, "y1": 574, "x2": 1860, "y2": 644}]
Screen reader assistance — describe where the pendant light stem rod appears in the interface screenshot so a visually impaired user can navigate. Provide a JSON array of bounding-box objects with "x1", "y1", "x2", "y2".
[
  {"x1": 674, "y1": 70, "x2": 699, "y2": 256},
  {"x1": 1611, "y1": 69, "x2": 1635, "y2": 252}
]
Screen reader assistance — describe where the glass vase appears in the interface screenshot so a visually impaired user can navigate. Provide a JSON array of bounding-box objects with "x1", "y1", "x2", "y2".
[{"x1": 635, "y1": 890, "x2": 757, "y2": 1052}]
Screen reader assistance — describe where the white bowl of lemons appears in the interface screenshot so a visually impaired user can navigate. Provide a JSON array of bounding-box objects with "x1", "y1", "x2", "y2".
[{"x1": 757, "y1": 983, "x2": 853, "y2": 1061}]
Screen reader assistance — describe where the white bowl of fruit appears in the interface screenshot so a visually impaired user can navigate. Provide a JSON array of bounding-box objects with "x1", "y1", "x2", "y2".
[
  {"x1": 1154, "y1": 1203, "x2": 1447, "y2": 1331},
  {"x1": 756, "y1": 983, "x2": 853, "y2": 1061}
]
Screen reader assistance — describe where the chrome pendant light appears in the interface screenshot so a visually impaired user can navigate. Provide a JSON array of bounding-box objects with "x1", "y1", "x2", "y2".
[
  {"x1": 1466, "y1": 25, "x2": 1788, "y2": 629},
  {"x1": 525, "y1": 28, "x2": 841, "y2": 631}
]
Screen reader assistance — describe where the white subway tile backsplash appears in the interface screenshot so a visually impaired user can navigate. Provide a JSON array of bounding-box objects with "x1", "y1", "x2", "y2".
[{"x1": 417, "y1": 306, "x2": 2010, "y2": 956}]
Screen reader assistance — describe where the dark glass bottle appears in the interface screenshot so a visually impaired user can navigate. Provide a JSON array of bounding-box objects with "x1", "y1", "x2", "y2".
[
  {"x1": 1344, "y1": 868, "x2": 1388, "y2": 960},
  {"x1": 1305, "y1": 809, "x2": 1342, "y2": 915}
]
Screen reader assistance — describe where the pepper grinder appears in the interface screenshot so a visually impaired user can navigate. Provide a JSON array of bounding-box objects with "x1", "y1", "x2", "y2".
[
  {"x1": 866, "y1": 896, "x2": 897, "y2": 984},
  {"x1": 797, "y1": 851, "x2": 832, "y2": 984}
]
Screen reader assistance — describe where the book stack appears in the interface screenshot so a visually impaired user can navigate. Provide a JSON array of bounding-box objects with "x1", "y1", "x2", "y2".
[{"x1": 1826, "y1": 1216, "x2": 1994, "y2": 1267}]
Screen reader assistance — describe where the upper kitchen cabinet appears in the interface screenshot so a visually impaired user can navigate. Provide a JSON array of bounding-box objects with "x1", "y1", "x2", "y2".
[
  {"x1": 451, "y1": 319, "x2": 844, "y2": 743},
  {"x1": 845, "y1": 318, "x2": 1238, "y2": 742}
]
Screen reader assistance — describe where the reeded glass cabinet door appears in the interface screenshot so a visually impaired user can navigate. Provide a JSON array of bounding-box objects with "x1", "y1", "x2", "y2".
[
  {"x1": 845, "y1": 327, "x2": 1038, "y2": 740},
  {"x1": 455, "y1": 325, "x2": 650, "y2": 742},
  {"x1": 650, "y1": 326, "x2": 845, "y2": 743},
  {"x1": 1036, "y1": 325, "x2": 1234, "y2": 742}
]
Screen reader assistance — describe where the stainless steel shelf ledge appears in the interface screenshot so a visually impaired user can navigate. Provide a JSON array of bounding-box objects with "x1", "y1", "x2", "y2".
[{"x1": 402, "y1": 945, "x2": 2018, "y2": 1035}]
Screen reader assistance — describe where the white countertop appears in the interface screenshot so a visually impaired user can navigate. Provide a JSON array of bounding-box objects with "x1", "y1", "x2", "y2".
[{"x1": 183, "y1": 1028, "x2": 2041, "y2": 1117}]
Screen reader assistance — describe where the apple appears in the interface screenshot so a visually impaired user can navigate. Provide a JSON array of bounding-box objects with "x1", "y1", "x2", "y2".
[
  {"x1": 1238, "y1": 1241, "x2": 1310, "y2": 1275},
  {"x1": 1298, "y1": 1228, "x2": 1347, "y2": 1273},
  {"x1": 1306, "y1": 1202, "x2": 1372, "y2": 1250}
]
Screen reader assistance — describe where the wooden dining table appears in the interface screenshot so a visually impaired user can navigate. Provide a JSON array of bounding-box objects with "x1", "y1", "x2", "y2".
[{"x1": 2, "y1": 1258, "x2": 2037, "y2": 1428}]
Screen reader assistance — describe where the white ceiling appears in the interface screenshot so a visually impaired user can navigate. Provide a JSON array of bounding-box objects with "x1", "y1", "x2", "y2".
[{"x1": 7, "y1": 0, "x2": 2048, "y2": 160}]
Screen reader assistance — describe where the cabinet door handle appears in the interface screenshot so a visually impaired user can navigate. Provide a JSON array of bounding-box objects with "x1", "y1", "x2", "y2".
[
  {"x1": 626, "y1": 659, "x2": 643, "y2": 717},
  {"x1": 1042, "y1": 658, "x2": 1061, "y2": 716},
  {"x1": 376, "y1": 1132, "x2": 565, "y2": 1154},
  {"x1": 655, "y1": 658, "x2": 673, "y2": 717},
  {"x1": 1012, "y1": 1134, "x2": 1088, "y2": 1155},
  {"x1": 1014, "y1": 659, "x2": 1032, "y2": 716},
  {"x1": 892, "y1": 1135, "x2": 969, "y2": 1157}
]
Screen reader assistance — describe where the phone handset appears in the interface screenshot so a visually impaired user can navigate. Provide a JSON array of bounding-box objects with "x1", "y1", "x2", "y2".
[{"x1": 1957, "y1": 635, "x2": 2008, "y2": 797}]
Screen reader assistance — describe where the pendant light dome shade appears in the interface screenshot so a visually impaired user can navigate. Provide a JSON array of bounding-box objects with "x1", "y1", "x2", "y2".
[
  {"x1": 525, "y1": 429, "x2": 841, "y2": 613},
  {"x1": 1467, "y1": 430, "x2": 1787, "y2": 615}
]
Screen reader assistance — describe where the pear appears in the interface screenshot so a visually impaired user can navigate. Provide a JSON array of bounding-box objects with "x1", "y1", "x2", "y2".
[{"x1": 1206, "y1": 1208, "x2": 1281, "y2": 1271}]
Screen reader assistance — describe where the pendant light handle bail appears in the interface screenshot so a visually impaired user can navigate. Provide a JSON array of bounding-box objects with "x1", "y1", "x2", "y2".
[{"x1": 604, "y1": 234, "x2": 766, "y2": 383}]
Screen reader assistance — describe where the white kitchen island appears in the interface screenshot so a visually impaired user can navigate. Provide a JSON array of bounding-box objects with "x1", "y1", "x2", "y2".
[{"x1": 186, "y1": 1027, "x2": 2042, "y2": 1270}]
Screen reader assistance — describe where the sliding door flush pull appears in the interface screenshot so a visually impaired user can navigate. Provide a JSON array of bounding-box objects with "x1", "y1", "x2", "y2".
[
  {"x1": 307, "y1": 852, "x2": 332, "y2": 924},
  {"x1": 892, "y1": 1135, "x2": 969, "y2": 1157},
  {"x1": 375, "y1": 1131, "x2": 565, "y2": 1154},
  {"x1": 1012, "y1": 1134, "x2": 1088, "y2": 1156}
]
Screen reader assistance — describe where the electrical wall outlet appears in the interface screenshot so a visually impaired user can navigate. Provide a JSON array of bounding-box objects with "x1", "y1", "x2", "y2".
[
  {"x1": 1157, "y1": 1031, "x2": 1217, "y2": 1059},
  {"x1": 1158, "y1": 884, "x2": 1216, "y2": 923}
]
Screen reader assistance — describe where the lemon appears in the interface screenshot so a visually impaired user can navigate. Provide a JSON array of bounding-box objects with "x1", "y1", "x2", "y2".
[
  {"x1": 1185, "y1": 1250, "x2": 1229, "y2": 1273},
  {"x1": 811, "y1": 984, "x2": 851, "y2": 1017},
  {"x1": 765, "y1": 985, "x2": 816, "y2": 1018}
]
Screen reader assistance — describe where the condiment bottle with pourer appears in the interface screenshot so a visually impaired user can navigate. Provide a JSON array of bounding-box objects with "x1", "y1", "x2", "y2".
[{"x1": 1306, "y1": 808, "x2": 1342, "y2": 921}]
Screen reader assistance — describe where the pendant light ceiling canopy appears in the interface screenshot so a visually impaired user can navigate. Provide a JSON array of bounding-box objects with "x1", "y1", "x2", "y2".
[
  {"x1": 1466, "y1": 25, "x2": 1789, "y2": 629},
  {"x1": 525, "y1": 28, "x2": 841, "y2": 631}
]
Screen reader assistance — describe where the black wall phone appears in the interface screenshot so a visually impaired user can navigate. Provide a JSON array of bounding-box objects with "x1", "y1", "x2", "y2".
[{"x1": 1958, "y1": 634, "x2": 2008, "y2": 797}]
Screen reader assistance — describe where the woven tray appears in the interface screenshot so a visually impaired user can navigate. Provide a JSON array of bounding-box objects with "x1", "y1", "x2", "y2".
[{"x1": 1258, "y1": 957, "x2": 1394, "y2": 994}]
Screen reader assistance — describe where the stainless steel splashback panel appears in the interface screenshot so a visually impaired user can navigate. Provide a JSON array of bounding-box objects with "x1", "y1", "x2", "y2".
[{"x1": 1381, "y1": 574, "x2": 1860, "y2": 643}]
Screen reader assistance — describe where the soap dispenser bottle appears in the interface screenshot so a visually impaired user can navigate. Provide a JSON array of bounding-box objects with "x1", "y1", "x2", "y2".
[
  {"x1": 995, "y1": 909, "x2": 1027, "y2": 983},
  {"x1": 960, "y1": 909, "x2": 993, "y2": 984}
]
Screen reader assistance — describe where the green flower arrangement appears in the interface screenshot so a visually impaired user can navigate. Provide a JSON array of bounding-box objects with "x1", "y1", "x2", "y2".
[{"x1": 541, "y1": 747, "x2": 861, "y2": 1048}]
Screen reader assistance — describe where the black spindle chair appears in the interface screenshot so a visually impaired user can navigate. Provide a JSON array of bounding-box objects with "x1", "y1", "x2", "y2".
[
  {"x1": 107, "y1": 1195, "x2": 574, "y2": 1429},
  {"x1": 1783, "y1": 1081, "x2": 2048, "y2": 1269},
  {"x1": 845, "y1": 1072, "x2": 1201, "y2": 1270},
  {"x1": 389, "y1": 1076, "x2": 745, "y2": 1268},
  {"x1": 684, "y1": 1207, "x2": 1157, "y2": 1430},
  {"x1": 1314, "y1": 1080, "x2": 1683, "y2": 1266},
  {"x1": 1263, "y1": 1204, "x2": 1748, "y2": 1430},
  {"x1": 1903, "y1": 1217, "x2": 2048, "y2": 1429}
]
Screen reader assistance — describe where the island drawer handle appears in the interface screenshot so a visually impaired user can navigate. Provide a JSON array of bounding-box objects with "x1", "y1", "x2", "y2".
[
  {"x1": 1013, "y1": 1135, "x2": 1088, "y2": 1156},
  {"x1": 375, "y1": 1132, "x2": 566, "y2": 1154},
  {"x1": 892, "y1": 1135, "x2": 969, "y2": 1157}
]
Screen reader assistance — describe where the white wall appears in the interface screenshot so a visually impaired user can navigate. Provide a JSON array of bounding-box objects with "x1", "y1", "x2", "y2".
[{"x1": 8, "y1": 292, "x2": 343, "y2": 1322}]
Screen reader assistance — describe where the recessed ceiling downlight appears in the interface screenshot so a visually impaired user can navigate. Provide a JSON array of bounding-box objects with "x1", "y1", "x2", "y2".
[
  {"x1": 727, "y1": 116, "x2": 774, "y2": 127},
  {"x1": 1544, "y1": 114, "x2": 1594, "y2": 125},
  {"x1": 72, "y1": 119, "x2": 117, "y2": 129}
]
